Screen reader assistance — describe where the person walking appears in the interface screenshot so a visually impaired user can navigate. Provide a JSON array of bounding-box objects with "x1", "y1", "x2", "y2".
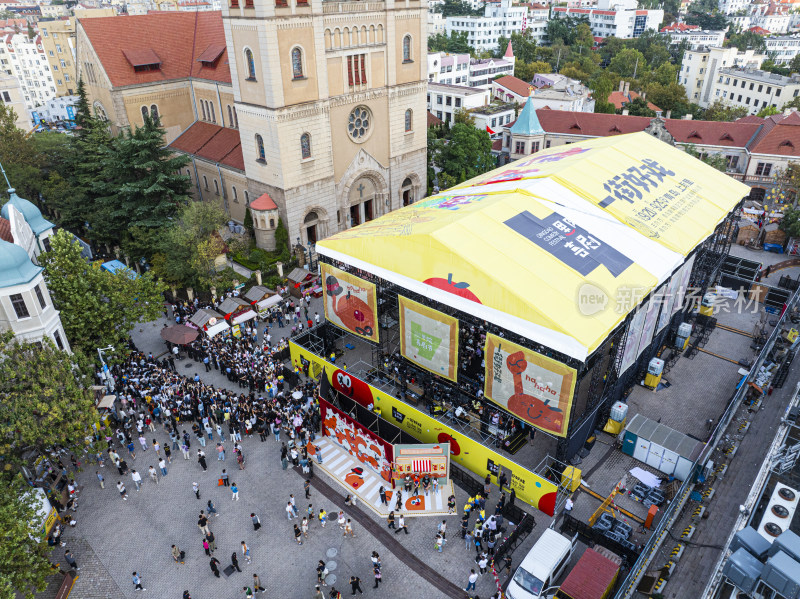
[
  {"x1": 314, "y1": 585, "x2": 324, "y2": 599},
  {"x1": 319, "y1": 508, "x2": 327, "y2": 528},
  {"x1": 317, "y1": 560, "x2": 328, "y2": 586},
  {"x1": 197, "y1": 450, "x2": 207, "y2": 472},
  {"x1": 217, "y1": 443, "x2": 225, "y2": 461},
  {"x1": 349, "y1": 576, "x2": 364, "y2": 595},
  {"x1": 395, "y1": 514, "x2": 409, "y2": 535},
  {"x1": 301, "y1": 517, "x2": 309, "y2": 538},
  {"x1": 252, "y1": 573, "x2": 266, "y2": 594},
  {"x1": 251, "y1": 513, "x2": 261, "y2": 531},
  {"x1": 163, "y1": 444, "x2": 172, "y2": 464},
  {"x1": 96, "y1": 471, "x2": 105, "y2": 489},
  {"x1": 171, "y1": 545, "x2": 185, "y2": 564},
  {"x1": 304, "y1": 479, "x2": 311, "y2": 499},
  {"x1": 203, "y1": 537, "x2": 211, "y2": 556},
  {"x1": 343, "y1": 519, "x2": 355, "y2": 538},
  {"x1": 290, "y1": 494, "x2": 299, "y2": 516},
  {"x1": 231, "y1": 551, "x2": 242, "y2": 573},
  {"x1": 221, "y1": 469, "x2": 230, "y2": 487},
  {"x1": 207, "y1": 499, "x2": 219, "y2": 517},
  {"x1": 198, "y1": 513, "x2": 210, "y2": 536},
  {"x1": 478, "y1": 553, "x2": 489, "y2": 575},
  {"x1": 159, "y1": 458, "x2": 167, "y2": 477},
  {"x1": 387, "y1": 511, "x2": 396, "y2": 529},
  {"x1": 435, "y1": 532, "x2": 445, "y2": 553},
  {"x1": 193, "y1": 482, "x2": 201, "y2": 500},
  {"x1": 116, "y1": 481, "x2": 128, "y2": 500},
  {"x1": 148, "y1": 466, "x2": 158, "y2": 485},
  {"x1": 243, "y1": 587, "x2": 254, "y2": 599},
  {"x1": 152, "y1": 439, "x2": 161, "y2": 457},
  {"x1": 293, "y1": 524, "x2": 303, "y2": 545},
  {"x1": 464, "y1": 569, "x2": 478, "y2": 592},
  {"x1": 131, "y1": 469, "x2": 142, "y2": 491},
  {"x1": 241, "y1": 541, "x2": 252, "y2": 564},
  {"x1": 131, "y1": 571, "x2": 145, "y2": 591},
  {"x1": 209, "y1": 557, "x2": 221, "y2": 578},
  {"x1": 286, "y1": 501, "x2": 295, "y2": 520},
  {"x1": 64, "y1": 550, "x2": 78, "y2": 570},
  {"x1": 379, "y1": 486, "x2": 387, "y2": 506},
  {"x1": 207, "y1": 531, "x2": 217, "y2": 553},
  {"x1": 231, "y1": 483, "x2": 239, "y2": 500},
  {"x1": 372, "y1": 566, "x2": 382, "y2": 589}
]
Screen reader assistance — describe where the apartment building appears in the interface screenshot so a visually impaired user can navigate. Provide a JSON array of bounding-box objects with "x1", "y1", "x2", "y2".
[
  {"x1": 469, "y1": 57, "x2": 514, "y2": 88},
  {"x1": 39, "y1": 18, "x2": 75, "y2": 97},
  {"x1": 713, "y1": 68, "x2": 800, "y2": 115},
  {"x1": 765, "y1": 35, "x2": 800, "y2": 64},
  {"x1": 427, "y1": 50, "x2": 514, "y2": 88},
  {"x1": 1, "y1": 32, "x2": 56, "y2": 112},
  {"x1": 427, "y1": 82, "x2": 491, "y2": 123},
  {"x1": 0, "y1": 71, "x2": 31, "y2": 128},
  {"x1": 445, "y1": 0, "x2": 528, "y2": 52},
  {"x1": 680, "y1": 46, "x2": 764, "y2": 107},
  {"x1": 552, "y1": 0, "x2": 663, "y2": 39},
  {"x1": 663, "y1": 28, "x2": 725, "y2": 49}
]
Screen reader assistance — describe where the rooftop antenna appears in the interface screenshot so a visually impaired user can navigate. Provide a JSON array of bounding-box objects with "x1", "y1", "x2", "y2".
[{"x1": 0, "y1": 160, "x2": 13, "y2": 194}]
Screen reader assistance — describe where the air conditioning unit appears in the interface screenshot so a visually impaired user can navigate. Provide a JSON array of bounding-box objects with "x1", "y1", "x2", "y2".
[{"x1": 758, "y1": 483, "x2": 799, "y2": 543}]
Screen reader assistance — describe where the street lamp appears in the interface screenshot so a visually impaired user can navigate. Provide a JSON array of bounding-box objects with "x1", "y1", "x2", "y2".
[
  {"x1": 97, "y1": 345, "x2": 115, "y2": 392},
  {"x1": 296, "y1": 237, "x2": 317, "y2": 273}
]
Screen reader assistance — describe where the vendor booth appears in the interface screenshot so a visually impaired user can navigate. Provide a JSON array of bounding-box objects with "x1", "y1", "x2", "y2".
[
  {"x1": 244, "y1": 285, "x2": 277, "y2": 305},
  {"x1": 287, "y1": 267, "x2": 320, "y2": 299},
  {"x1": 291, "y1": 132, "x2": 750, "y2": 511},
  {"x1": 219, "y1": 297, "x2": 257, "y2": 325},
  {"x1": 256, "y1": 294, "x2": 283, "y2": 319},
  {"x1": 190, "y1": 308, "x2": 229, "y2": 338}
]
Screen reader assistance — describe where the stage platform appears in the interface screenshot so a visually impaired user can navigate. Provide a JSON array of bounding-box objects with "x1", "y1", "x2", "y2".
[{"x1": 309, "y1": 437, "x2": 455, "y2": 518}]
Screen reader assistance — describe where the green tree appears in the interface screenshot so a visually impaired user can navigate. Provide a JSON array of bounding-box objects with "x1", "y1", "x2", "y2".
[
  {"x1": 453, "y1": 108, "x2": 476, "y2": 125},
  {"x1": 684, "y1": 144, "x2": 728, "y2": 171},
  {"x1": 599, "y1": 36, "x2": 626, "y2": 63},
  {"x1": 514, "y1": 60, "x2": 537, "y2": 83},
  {"x1": 726, "y1": 30, "x2": 767, "y2": 53},
  {"x1": 0, "y1": 476, "x2": 55, "y2": 599},
  {"x1": 0, "y1": 332, "x2": 98, "y2": 469},
  {"x1": 783, "y1": 96, "x2": 800, "y2": 111},
  {"x1": 758, "y1": 105, "x2": 781, "y2": 117},
  {"x1": 0, "y1": 103, "x2": 41, "y2": 203},
  {"x1": 39, "y1": 230, "x2": 167, "y2": 358},
  {"x1": 497, "y1": 30, "x2": 539, "y2": 63},
  {"x1": 780, "y1": 207, "x2": 800, "y2": 237},
  {"x1": 545, "y1": 16, "x2": 588, "y2": 45},
  {"x1": 428, "y1": 31, "x2": 473, "y2": 54},
  {"x1": 573, "y1": 23, "x2": 595, "y2": 55},
  {"x1": 433, "y1": 0, "x2": 481, "y2": 16},
  {"x1": 274, "y1": 217, "x2": 289, "y2": 260},
  {"x1": 645, "y1": 82, "x2": 688, "y2": 113},
  {"x1": 617, "y1": 96, "x2": 656, "y2": 116},
  {"x1": 703, "y1": 99, "x2": 749, "y2": 121},
  {"x1": 437, "y1": 123, "x2": 494, "y2": 184},
  {"x1": 91, "y1": 114, "x2": 190, "y2": 247},
  {"x1": 609, "y1": 48, "x2": 648, "y2": 78}
]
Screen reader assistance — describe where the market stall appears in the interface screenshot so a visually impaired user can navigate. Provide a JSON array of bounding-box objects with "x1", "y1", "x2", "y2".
[
  {"x1": 244, "y1": 285, "x2": 277, "y2": 305},
  {"x1": 287, "y1": 267, "x2": 320, "y2": 299},
  {"x1": 256, "y1": 294, "x2": 283, "y2": 319},
  {"x1": 190, "y1": 308, "x2": 229, "y2": 337}
]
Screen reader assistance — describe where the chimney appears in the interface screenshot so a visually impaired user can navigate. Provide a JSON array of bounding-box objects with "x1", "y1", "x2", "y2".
[
  {"x1": 619, "y1": 80, "x2": 625, "y2": 93},
  {"x1": 623, "y1": 81, "x2": 630, "y2": 96},
  {"x1": 683, "y1": 114, "x2": 693, "y2": 120},
  {"x1": 622, "y1": 109, "x2": 629, "y2": 116},
  {"x1": 641, "y1": 91, "x2": 646, "y2": 99},
  {"x1": 665, "y1": 110, "x2": 672, "y2": 119}
]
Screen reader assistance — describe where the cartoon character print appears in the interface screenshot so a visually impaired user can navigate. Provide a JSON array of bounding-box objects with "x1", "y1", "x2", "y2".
[
  {"x1": 326, "y1": 275, "x2": 375, "y2": 338},
  {"x1": 323, "y1": 409, "x2": 392, "y2": 482},
  {"x1": 345, "y1": 467, "x2": 365, "y2": 489},
  {"x1": 479, "y1": 167, "x2": 540, "y2": 185},
  {"x1": 405, "y1": 495, "x2": 426, "y2": 511},
  {"x1": 505, "y1": 351, "x2": 564, "y2": 434}
]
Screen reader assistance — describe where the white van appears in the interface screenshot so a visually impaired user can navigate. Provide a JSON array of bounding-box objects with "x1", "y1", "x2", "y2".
[{"x1": 506, "y1": 528, "x2": 577, "y2": 599}]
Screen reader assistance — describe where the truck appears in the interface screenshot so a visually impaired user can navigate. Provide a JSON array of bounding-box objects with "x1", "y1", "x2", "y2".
[{"x1": 554, "y1": 546, "x2": 622, "y2": 599}]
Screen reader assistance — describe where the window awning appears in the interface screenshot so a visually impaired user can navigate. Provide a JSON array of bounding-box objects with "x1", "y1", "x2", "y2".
[
  {"x1": 206, "y1": 320, "x2": 230, "y2": 338},
  {"x1": 233, "y1": 310, "x2": 257, "y2": 324},
  {"x1": 257, "y1": 295, "x2": 282, "y2": 311}
]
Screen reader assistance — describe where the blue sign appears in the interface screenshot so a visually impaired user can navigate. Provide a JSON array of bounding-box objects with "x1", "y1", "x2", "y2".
[
  {"x1": 31, "y1": 111, "x2": 40, "y2": 124},
  {"x1": 66, "y1": 105, "x2": 75, "y2": 121}
]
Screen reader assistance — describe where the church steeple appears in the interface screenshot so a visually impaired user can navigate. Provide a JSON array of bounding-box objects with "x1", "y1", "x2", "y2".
[{"x1": 504, "y1": 40, "x2": 514, "y2": 60}]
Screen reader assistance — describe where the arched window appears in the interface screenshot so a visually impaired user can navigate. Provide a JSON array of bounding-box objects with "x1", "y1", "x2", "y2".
[
  {"x1": 405, "y1": 109, "x2": 412, "y2": 132},
  {"x1": 232, "y1": 186, "x2": 238, "y2": 202},
  {"x1": 141, "y1": 105, "x2": 149, "y2": 120},
  {"x1": 214, "y1": 180, "x2": 220, "y2": 195},
  {"x1": 150, "y1": 104, "x2": 159, "y2": 122},
  {"x1": 233, "y1": 107, "x2": 238, "y2": 128},
  {"x1": 402, "y1": 34, "x2": 412, "y2": 62},
  {"x1": 304, "y1": 211, "x2": 318, "y2": 223},
  {"x1": 227, "y1": 105, "x2": 233, "y2": 127},
  {"x1": 201, "y1": 101, "x2": 207, "y2": 121},
  {"x1": 244, "y1": 190, "x2": 250, "y2": 203},
  {"x1": 244, "y1": 48, "x2": 256, "y2": 80},
  {"x1": 210, "y1": 103, "x2": 216, "y2": 123},
  {"x1": 369, "y1": 25, "x2": 375, "y2": 43},
  {"x1": 291, "y1": 47, "x2": 304, "y2": 79},
  {"x1": 301, "y1": 132, "x2": 311, "y2": 159},
  {"x1": 203, "y1": 175, "x2": 209, "y2": 190},
  {"x1": 94, "y1": 102, "x2": 108, "y2": 121},
  {"x1": 255, "y1": 134, "x2": 265, "y2": 162}
]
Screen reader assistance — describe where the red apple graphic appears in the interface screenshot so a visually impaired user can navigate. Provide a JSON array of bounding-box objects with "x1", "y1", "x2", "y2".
[
  {"x1": 438, "y1": 432, "x2": 461, "y2": 456},
  {"x1": 423, "y1": 274, "x2": 482, "y2": 304}
]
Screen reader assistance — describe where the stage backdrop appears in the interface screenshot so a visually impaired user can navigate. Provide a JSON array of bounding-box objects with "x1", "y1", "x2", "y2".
[
  {"x1": 321, "y1": 263, "x2": 379, "y2": 343},
  {"x1": 393, "y1": 443, "x2": 450, "y2": 480},
  {"x1": 398, "y1": 295, "x2": 459, "y2": 382},
  {"x1": 292, "y1": 341, "x2": 559, "y2": 516},
  {"x1": 319, "y1": 397, "x2": 393, "y2": 483},
  {"x1": 484, "y1": 333, "x2": 576, "y2": 438}
]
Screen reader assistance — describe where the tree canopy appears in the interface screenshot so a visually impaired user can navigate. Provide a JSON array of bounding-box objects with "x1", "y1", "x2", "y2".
[{"x1": 429, "y1": 123, "x2": 495, "y2": 191}]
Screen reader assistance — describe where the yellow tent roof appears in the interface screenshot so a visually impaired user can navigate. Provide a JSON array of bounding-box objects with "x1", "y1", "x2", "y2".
[{"x1": 317, "y1": 133, "x2": 749, "y2": 361}]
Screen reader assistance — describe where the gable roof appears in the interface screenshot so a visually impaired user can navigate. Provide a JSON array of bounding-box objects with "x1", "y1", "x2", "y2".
[
  {"x1": 250, "y1": 193, "x2": 278, "y2": 211},
  {"x1": 750, "y1": 119, "x2": 800, "y2": 155},
  {"x1": 607, "y1": 90, "x2": 661, "y2": 113},
  {"x1": 79, "y1": 11, "x2": 230, "y2": 87},
  {"x1": 494, "y1": 75, "x2": 532, "y2": 98},
  {"x1": 169, "y1": 121, "x2": 244, "y2": 170},
  {"x1": 428, "y1": 111, "x2": 443, "y2": 127}
]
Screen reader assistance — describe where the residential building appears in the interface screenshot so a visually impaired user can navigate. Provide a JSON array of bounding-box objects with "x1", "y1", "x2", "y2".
[
  {"x1": 527, "y1": 78, "x2": 595, "y2": 112},
  {"x1": 0, "y1": 72, "x2": 31, "y2": 128},
  {"x1": 713, "y1": 68, "x2": 800, "y2": 115},
  {"x1": 222, "y1": 0, "x2": 428, "y2": 247},
  {"x1": 608, "y1": 80, "x2": 662, "y2": 115},
  {"x1": 680, "y1": 45, "x2": 764, "y2": 107},
  {"x1": 0, "y1": 188, "x2": 69, "y2": 351},
  {"x1": 764, "y1": 34, "x2": 800, "y2": 64},
  {"x1": 470, "y1": 101, "x2": 515, "y2": 134},
  {"x1": 552, "y1": 0, "x2": 663, "y2": 39},
  {"x1": 39, "y1": 18, "x2": 76, "y2": 97},
  {"x1": 427, "y1": 51, "x2": 471, "y2": 85},
  {"x1": 36, "y1": 94, "x2": 78, "y2": 122},
  {"x1": 718, "y1": 0, "x2": 750, "y2": 15},
  {"x1": 428, "y1": 82, "x2": 491, "y2": 123},
  {"x1": 492, "y1": 75, "x2": 532, "y2": 104},
  {"x1": 662, "y1": 27, "x2": 725, "y2": 49},
  {"x1": 427, "y1": 11, "x2": 445, "y2": 35},
  {"x1": 469, "y1": 57, "x2": 514, "y2": 88},
  {"x1": 445, "y1": 0, "x2": 528, "y2": 52},
  {"x1": 39, "y1": 4, "x2": 70, "y2": 18},
  {"x1": 2, "y1": 32, "x2": 57, "y2": 112}
]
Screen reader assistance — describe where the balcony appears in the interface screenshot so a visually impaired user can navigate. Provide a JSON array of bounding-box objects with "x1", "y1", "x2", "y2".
[
  {"x1": 727, "y1": 172, "x2": 777, "y2": 186},
  {"x1": 322, "y1": 0, "x2": 386, "y2": 12}
]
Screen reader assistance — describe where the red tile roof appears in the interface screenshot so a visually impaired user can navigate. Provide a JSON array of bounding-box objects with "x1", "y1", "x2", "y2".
[
  {"x1": 491, "y1": 139, "x2": 503, "y2": 151},
  {"x1": 169, "y1": 121, "x2": 244, "y2": 171},
  {"x1": 427, "y1": 111, "x2": 443, "y2": 127},
  {"x1": 661, "y1": 22, "x2": 700, "y2": 31},
  {"x1": 494, "y1": 75, "x2": 533, "y2": 98},
  {"x1": 665, "y1": 119, "x2": 761, "y2": 147},
  {"x1": 748, "y1": 25, "x2": 771, "y2": 34},
  {"x1": 608, "y1": 90, "x2": 661, "y2": 113},
  {"x1": 79, "y1": 11, "x2": 230, "y2": 87},
  {"x1": 0, "y1": 217, "x2": 13, "y2": 243},
  {"x1": 750, "y1": 117, "x2": 800, "y2": 155},
  {"x1": 250, "y1": 193, "x2": 277, "y2": 211}
]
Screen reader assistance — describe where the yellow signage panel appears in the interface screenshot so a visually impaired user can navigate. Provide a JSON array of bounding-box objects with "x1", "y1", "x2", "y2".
[
  {"x1": 484, "y1": 333, "x2": 576, "y2": 438},
  {"x1": 398, "y1": 295, "x2": 459, "y2": 382},
  {"x1": 290, "y1": 341, "x2": 559, "y2": 516},
  {"x1": 321, "y1": 263, "x2": 379, "y2": 343}
]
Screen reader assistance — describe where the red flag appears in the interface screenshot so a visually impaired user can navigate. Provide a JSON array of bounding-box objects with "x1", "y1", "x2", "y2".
[{"x1": 486, "y1": 125, "x2": 495, "y2": 135}]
